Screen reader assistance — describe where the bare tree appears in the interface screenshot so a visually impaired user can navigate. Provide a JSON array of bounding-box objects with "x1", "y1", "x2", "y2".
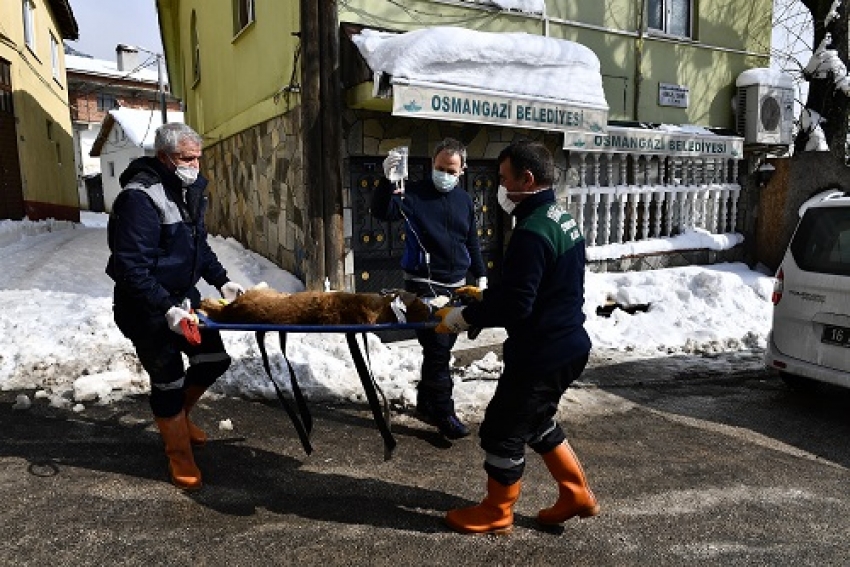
[{"x1": 791, "y1": 0, "x2": 850, "y2": 159}]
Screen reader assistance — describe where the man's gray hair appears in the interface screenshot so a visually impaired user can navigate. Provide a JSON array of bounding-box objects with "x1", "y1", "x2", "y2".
[
  {"x1": 433, "y1": 137, "x2": 467, "y2": 169},
  {"x1": 154, "y1": 123, "x2": 203, "y2": 154}
]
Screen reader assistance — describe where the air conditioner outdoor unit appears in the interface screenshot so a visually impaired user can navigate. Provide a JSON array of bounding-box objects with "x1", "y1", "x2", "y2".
[{"x1": 735, "y1": 69, "x2": 794, "y2": 146}]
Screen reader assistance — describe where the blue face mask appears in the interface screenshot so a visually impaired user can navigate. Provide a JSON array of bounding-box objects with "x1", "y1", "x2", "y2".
[{"x1": 432, "y1": 170, "x2": 459, "y2": 192}]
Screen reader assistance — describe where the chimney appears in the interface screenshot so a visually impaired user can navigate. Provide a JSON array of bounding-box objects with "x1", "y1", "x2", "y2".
[{"x1": 116, "y1": 44, "x2": 139, "y2": 72}]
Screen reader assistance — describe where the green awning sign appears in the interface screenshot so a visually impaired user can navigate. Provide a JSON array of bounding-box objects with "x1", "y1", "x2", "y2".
[
  {"x1": 563, "y1": 126, "x2": 743, "y2": 159},
  {"x1": 392, "y1": 82, "x2": 608, "y2": 134}
]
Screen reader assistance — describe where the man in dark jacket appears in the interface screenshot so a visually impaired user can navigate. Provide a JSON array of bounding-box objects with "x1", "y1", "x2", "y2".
[
  {"x1": 434, "y1": 140, "x2": 598, "y2": 534},
  {"x1": 371, "y1": 138, "x2": 487, "y2": 439},
  {"x1": 106, "y1": 122, "x2": 245, "y2": 491}
]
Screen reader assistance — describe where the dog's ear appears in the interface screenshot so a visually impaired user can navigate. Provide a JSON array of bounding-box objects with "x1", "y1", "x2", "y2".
[{"x1": 396, "y1": 290, "x2": 418, "y2": 305}]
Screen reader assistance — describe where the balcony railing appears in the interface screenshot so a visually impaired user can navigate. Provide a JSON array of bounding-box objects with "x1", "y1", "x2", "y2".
[{"x1": 564, "y1": 152, "x2": 741, "y2": 247}]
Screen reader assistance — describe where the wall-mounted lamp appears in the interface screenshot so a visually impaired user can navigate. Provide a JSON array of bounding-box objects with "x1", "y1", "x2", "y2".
[{"x1": 756, "y1": 162, "x2": 776, "y2": 188}]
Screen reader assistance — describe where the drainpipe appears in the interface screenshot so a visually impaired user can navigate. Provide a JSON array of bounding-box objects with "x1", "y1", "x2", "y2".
[{"x1": 634, "y1": 0, "x2": 647, "y2": 121}]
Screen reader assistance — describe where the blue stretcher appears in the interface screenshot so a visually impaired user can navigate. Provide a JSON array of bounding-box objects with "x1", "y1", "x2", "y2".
[{"x1": 197, "y1": 313, "x2": 437, "y2": 459}]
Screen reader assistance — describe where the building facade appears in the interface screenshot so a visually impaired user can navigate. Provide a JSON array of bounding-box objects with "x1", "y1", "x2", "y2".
[
  {"x1": 157, "y1": 0, "x2": 775, "y2": 290},
  {"x1": 0, "y1": 0, "x2": 79, "y2": 221},
  {"x1": 66, "y1": 47, "x2": 181, "y2": 211}
]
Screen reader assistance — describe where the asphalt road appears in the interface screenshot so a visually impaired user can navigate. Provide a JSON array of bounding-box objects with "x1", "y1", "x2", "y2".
[{"x1": 2, "y1": 349, "x2": 849, "y2": 566}]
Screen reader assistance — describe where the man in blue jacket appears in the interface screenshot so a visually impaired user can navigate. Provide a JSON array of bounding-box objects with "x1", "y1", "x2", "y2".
[
  {"x1": 371, "y1": 138, "x2": 487, "y2": 439},
  {"x1": 434, "y1": 140, "x2": 598, "y2": 534},
  {"x1": 106, "y1": 123, "x2": 245, "y2": 491}
]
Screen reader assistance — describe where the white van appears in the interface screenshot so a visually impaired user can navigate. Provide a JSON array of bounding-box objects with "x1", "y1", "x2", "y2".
[{"x1": 765, "y1": 191, "x2": 850, "y2": 390}]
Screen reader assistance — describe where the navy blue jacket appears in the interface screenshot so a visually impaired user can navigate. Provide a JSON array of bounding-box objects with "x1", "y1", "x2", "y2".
[
  {"x1": 462, "y1": 190, "x2": 591, "y2": 372},
  {"x1": 106, "y1": 156, "x2": 229, "y2": 319},
  {"x1": 371, "y1": 176, "x2": 486, "y2": 286}
]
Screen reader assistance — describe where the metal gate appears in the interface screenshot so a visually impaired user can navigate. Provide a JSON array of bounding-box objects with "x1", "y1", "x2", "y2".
[
  {"x1": 349, "y1": 156, "x2": 503, "y2": 294},
  {"x1": 0, "y1": 58, "x2": 24, "y2": 220}
]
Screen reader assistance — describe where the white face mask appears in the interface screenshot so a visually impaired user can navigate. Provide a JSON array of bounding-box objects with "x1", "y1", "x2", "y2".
[
  {"x1": 167, "y1": 154, "x2": 200, "y2": 186},
  {"x1": 432, "y1": 170, "x2": 459, "y2": 192},
  {"x1": 174, "y1": 165, "x2": 199, "y2": 186},
  {"x1": 498, "y1": 185, "x2": 551, "y2": 214},
  {"x1": 497, "y1": 185, "x2": 516, "y2": 214}
]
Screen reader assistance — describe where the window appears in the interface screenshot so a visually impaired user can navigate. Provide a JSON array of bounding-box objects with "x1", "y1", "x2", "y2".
[
  {"x1": 46, "y1": 119, "x2": 53, "y2": 140},
  {"x1": 791, "y1": 207, "x2": 850, "y2": 276},
  {"x1": 50, "y1": 33, "x2": 60, "y2": 81},
  {"x1": 108, "y1": 162, "x2": 115, "y2": 177},
  {"x1": 0, "y1": 59, "x2": 12, "y2": 115},
  {"x1": 22, "y1": 0, "x2": 35, "y2": 51},
  {"x1": 233, "y1": 0, "x2": 255, "y2": 35},
  {"x1": 648, "y1": 0, "x2": 693, "y2": 38},
  {"x1": 191, "y1": 11, "x2": 201, "y2": 84},
  {"x1": 97, "y1": 92, "x2": 117, "y2": 111}
]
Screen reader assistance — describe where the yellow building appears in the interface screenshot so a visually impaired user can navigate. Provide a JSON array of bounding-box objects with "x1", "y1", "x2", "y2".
[
  {"x1": 0, "y1": 0, "x2": 79, "y2": 221},
  {"x1": 158, "y1": 1, "x2": 775, "y2": 289}
]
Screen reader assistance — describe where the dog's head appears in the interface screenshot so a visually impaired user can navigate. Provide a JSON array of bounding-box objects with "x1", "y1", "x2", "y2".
[{"x1": 379, "y1": 289, "x2": 432, "y2": 323}]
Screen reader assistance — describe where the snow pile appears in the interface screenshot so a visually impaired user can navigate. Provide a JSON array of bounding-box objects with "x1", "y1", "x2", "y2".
[{"x1": 0, "y1": 213, "x2": 775, "y2": 416}]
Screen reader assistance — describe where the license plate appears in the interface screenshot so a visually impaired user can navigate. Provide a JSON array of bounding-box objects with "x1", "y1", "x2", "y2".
[{"x1": 822, "y1": 325, "x2": 850, "y2": 347}]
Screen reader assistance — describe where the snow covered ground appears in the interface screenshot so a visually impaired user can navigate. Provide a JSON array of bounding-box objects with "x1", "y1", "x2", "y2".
[{"x1": 0, "y1": 213, "x2": 775, "y2": 418}]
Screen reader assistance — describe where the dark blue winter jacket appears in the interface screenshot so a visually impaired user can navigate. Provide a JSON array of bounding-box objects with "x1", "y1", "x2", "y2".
[
  {"x1": 371, "y1": 176, "x2": 486, "y2": 286},
  {"x1": 106, "y1": 156, "x2": 229, "y2": 325},
  {"x1": 462, "y1": 189, "x2": 591, "y2": 372}
]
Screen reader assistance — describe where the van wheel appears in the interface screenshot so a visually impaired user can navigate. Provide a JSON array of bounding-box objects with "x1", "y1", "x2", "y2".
[{"x1": 779, "y1": 372, "x2": 818, "y2": 392}]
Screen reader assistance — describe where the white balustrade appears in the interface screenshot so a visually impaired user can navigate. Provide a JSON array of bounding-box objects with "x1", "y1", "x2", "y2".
[{"x1": 565, "y1": 152, "x2": 741, "y2": 248}]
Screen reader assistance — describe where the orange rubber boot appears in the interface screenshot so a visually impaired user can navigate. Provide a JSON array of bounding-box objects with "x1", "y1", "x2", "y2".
[
  {"x1": 183, "y1": 385, "x2": 208, "y2": 446},
  {"x1": 445, "y1": 477, "x2": 521, "y2": 535},
  {"x1": 155, "y1": 411, "x2": 202, "y2": 491},
  {"x1": 537, "y1": 441, "x2": 599, "y2": 525}
]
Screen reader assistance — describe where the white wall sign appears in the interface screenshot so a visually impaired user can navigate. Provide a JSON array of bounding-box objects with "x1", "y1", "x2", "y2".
[
  {"x1": 659, "y1": 83, "x2": 689, "y2": 108},
  {"x1": 392, "y1": 82, "x2": 608, "y2": 134},
  {"x1": 563, "y1": 126, "x2": 743, "y2": 159}
]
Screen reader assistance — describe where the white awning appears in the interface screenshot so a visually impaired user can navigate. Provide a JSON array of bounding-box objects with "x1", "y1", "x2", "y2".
[
  {"x1": 563, "y1": 125, "x2": 744, "y2": 159},
  {"x1": 352, "y1": 27, "x2": 608, "y2": 134}
]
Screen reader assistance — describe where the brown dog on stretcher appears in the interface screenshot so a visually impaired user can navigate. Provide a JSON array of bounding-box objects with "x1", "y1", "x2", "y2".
[{"x1": 199, "y1": 286, "x2": 432, "y2": 326}]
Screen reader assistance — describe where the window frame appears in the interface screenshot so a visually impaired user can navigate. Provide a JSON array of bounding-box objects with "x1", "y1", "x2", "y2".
[
  {"x1": 647, "y1": 0, "x2": 694, "y2": 39},
  {"x1": 97, "y1": 92, "x2": 117, "y2": 112},
  {"x1": 232, "y1": 0, "x2": 256, "y2": 37},
  {"x1": 0, "y1": 59, "x2": 12, "y2": 115},
  {"x1": 22, "y1": 0, "x2": 36, "y2": 53},
  {"x1": 191, "y1": 10, "x2": 201, "y2": 86},
  {"x1": 50, "y1": 32, "x2": 61, "y2": 83}
]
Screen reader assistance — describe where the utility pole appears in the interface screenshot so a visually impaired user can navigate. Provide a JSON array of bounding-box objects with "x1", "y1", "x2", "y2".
[
  {"x1": 156, "y1": 53, "x2": 168, "y2": 124},
  {"x1": 301, "y1": 0, "x2": 325, "y2": 290},
  {"x1": 117, "y1": 44, "x2": 168, "y2": 124},
  {"x1": 319, "y1": 0, "x2": 343, "y2": 290}
]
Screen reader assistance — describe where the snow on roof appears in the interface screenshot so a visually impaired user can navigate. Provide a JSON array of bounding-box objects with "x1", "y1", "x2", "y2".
[
  {"x1": 110, "y1": 107, "x2": 183, "y2": 149},
  {"x1": 66, "y1": 54, "x2": 160, "y2": 84},
  {"x1": 351, "y1": 27, "x2": 607, "y2": 108},
  {"x1": 490, "y1": 0, "x2": 544, "y2": 13},
  {"x1": 90, "y1": 107, "x2": 184, "y2": 156},
  {"x1": 657, "y1": 124, "x2": 721, "y2": 136},
  {"x1": 736, "y1": 67, "x2": 794, "y2": 89}
]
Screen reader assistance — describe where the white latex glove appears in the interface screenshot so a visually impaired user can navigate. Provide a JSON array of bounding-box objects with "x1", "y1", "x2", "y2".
[
  {"x1": 435, "y1": 306, "x2": 470, "y2": 334},
  {"x1": 383, "y1": 154, "x2": 401, "y2": 180},
  {"x1": 165, "y1": 300, "x2": 197, "y2": 336},
  {"x1": 476, "y1": 276, "x2": 488, "y2": 290},
  {"x1": 427, "y1": 295, "x2": 451, "y2": 309},
  {"x1": 220, "y1": 281, "x2": 245, "y2": 302}
]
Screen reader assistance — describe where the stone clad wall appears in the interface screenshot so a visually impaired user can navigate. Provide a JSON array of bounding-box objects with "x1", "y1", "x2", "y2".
[{"x1": 202, "y1": 112, "x2": 312, "y2": 285}]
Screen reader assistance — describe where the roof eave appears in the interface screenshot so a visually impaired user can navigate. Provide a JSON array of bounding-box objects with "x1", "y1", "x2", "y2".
[{"x1": 48, "y1": 0, "x2": 79, "y2": 40}]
